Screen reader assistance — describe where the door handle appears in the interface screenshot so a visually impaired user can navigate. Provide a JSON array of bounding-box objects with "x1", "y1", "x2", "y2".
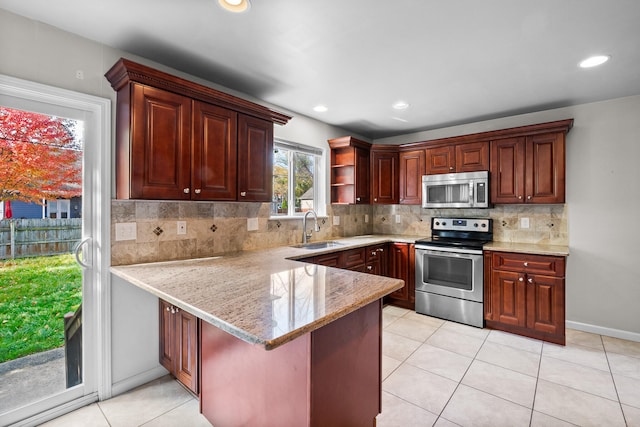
[{"x1": 74, "y1": 237, "x2": 92, "y2": 269}]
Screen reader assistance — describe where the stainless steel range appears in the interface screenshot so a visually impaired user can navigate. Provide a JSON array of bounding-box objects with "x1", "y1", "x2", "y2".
[{"x1": 414, "y1": 217, "x2": 493, "y2": 328}]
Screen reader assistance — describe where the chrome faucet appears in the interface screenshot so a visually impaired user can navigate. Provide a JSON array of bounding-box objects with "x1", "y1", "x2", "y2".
[{"x1": 302, "y1": 210, "x2": 320, "y2": 243}]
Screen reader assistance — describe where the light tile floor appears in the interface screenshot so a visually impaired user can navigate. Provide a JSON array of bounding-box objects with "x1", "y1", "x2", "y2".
[{"x1": 42, "y1": 306, "x2": 640, "y2": 426}]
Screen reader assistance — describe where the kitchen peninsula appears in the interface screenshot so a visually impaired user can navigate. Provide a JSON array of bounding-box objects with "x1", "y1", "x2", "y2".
[{"x1": 111, "y1": 241, "x2": 404, "y2": 427}]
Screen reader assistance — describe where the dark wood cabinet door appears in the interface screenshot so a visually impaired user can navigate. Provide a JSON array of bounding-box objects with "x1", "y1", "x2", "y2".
[
  {"x1": 131, "y1": 84, "x2": 191, "y2": 199},
  {"x1": 399, "y1": 150, "x2": 425, "y2": 205},
  {"x1": 355, "y1": 147, "x2": 371, "y2": 204},
  {"x1": 175, "y1": 309, "x2": 199, "y2": 394},
  {"x1": 425, "y1": 145, "x2": 455, "y2": 174},
  {"x1": 526, "y1": 274, "x2": 565, "y2": 337},
  {"x1": 490, "y1": 137, "x2": 526, "y2": 204},
  {"x1": 192, "y1": 102, "x2": 237, "y2": 200},
  {"x1": 491, "y1": 269, "x2": 526, "y2": 327},
  {"x1": 238, "y1": 115, "x2": 273, "y2": 201},
  {"x1": 525, "y1": 132, "x2": 565, "y2": 203},
  {"x1": 371, "y1": 150, "x2": 399, "y2": 204},
  {"x1": 159, "y1": 300, "x2": 175, "y2": 372},
  {"x1": 456, "y1": 141, "x2": 489, "y2": 172},
  {"x1": 388, "y1": 243, "x2": 409, "y2": 302}
]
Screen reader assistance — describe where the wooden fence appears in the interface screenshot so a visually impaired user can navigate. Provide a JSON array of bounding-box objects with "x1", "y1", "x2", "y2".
[{"x1": 0, "y1": 218, "x2": 82, "y2": 259}]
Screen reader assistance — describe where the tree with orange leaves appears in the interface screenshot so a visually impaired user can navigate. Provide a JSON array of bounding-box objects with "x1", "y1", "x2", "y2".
[{"x1": 0, "y1": 107, "x2": 82, "y2": 204}]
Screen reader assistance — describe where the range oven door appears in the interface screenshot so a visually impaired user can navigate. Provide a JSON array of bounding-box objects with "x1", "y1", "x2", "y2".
[{"x1": 415, "y1": 246, "x2": 483, "y2": 302}]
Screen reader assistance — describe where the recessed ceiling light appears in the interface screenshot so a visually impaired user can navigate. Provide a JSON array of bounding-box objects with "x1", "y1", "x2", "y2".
[
  {"x1": 392, "y1": 101, "x2": 410, "y2": 110},
  {"x1": 313, "y1": 105, "x2": 328, "y2": 113},
  {"x1": 218, "y1": 0, "x2": 251, "y2": 13},
  {"x1": 579, "y1": 55, "x2": 610, "y2": 68}
]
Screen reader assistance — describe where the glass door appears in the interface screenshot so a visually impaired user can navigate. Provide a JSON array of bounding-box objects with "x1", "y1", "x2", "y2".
[{"x1": 0, "y1": 75, "x2": 110, "y2": 426}]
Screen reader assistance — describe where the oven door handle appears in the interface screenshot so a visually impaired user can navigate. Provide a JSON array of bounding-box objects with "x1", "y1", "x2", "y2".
[{"x1": 415, "y1": 246, "x2": 484, "y2": 256}]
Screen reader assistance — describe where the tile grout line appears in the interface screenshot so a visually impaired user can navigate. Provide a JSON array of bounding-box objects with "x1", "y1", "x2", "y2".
[{"x1": 602, "y1": 335, "x2": 630, "y2": 427}]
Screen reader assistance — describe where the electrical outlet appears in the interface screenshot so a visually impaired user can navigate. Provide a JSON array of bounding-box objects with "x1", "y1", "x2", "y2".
[
  {"x1": 75, "y1": 70, "x2": 84, "y2": 80},
  {"x1": 520, "y1": 217, "x2": 530, "y2": 229},
  {"x1": 115, "y1": 222, "x2": 136, "y2": 241},
  {"x1": 395, "y1": 214, "x2": 401, "y2": 224},
  {"x1": 247, "y1": 217, "x2": 259, "y2": 231},
  {"x1": 177, "y1": 221, "x2": 187, "y2": 235},
  {"x1": 364, "y1": 214, "x2": 369, "y2": 223},
  {"x1": 333, "y1": 216, "x2": 340, "y2": 225}
]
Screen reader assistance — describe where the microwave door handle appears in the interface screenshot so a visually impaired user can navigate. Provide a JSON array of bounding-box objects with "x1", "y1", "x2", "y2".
[{"x1": 469, "y1": 182, "x2": 474, "y2": 207}]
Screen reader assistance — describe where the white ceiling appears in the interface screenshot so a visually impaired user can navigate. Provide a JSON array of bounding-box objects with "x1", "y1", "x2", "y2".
[{"x1": 2, "y1": 0, "x2": 640, "y2": 139}]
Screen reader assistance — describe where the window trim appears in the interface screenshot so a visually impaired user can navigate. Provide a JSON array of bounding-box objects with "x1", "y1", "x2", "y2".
[{"x1": 272, "y1": 138, "x2": 325, "y2": 218}]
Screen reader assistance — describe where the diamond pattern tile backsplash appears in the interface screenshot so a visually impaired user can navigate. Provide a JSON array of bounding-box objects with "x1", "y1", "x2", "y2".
[{"x1": 111, "y1": 200, "x2": 567, "y2": 265}]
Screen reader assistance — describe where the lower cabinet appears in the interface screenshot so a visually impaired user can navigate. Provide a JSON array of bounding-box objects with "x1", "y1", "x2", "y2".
[
  {"x1": 484, "y1": 251, "x2": 566, "y2": 345},
  {"x1": 299, "y1": 242, "x2": 414, "y2": 309},
  {"x1": 385, "y1": 243, "x2": 415, "y2": 310},
  {"x1": 159, "y1": 299, "x2": 199, "y2": 393}
]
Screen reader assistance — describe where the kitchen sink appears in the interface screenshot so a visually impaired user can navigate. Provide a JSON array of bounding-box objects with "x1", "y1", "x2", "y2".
[{"x1": 291, "y1": 241, "x2": 345, "y2": 250}]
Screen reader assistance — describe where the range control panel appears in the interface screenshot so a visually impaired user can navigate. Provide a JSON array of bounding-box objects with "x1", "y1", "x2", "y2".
[{"x1": 431, "y1": 217, "x2": 492, "y2": 232}]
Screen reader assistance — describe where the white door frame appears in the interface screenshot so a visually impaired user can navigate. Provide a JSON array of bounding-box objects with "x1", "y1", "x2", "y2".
[{"x1": 0, "y1": 74, "x2": 112, "y2": 426}]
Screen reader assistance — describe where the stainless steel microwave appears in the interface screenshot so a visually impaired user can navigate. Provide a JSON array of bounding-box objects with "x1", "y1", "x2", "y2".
[{"x1": 421, "y1": 171, "x2": 490, "y2": 208}]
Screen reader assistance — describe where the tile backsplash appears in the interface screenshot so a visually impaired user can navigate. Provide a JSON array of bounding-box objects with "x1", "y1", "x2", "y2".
[{"x1": 111, "y1": 200, "x2": 567, "y2": 265}]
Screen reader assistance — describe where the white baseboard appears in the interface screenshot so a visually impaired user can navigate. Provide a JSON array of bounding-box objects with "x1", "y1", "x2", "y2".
[
  {"x1": 566, "y1": 320, "x2": 640, "y2": 343},
  {"x1": 110, "y1": 366, "x2": 169, "y2": 398}
]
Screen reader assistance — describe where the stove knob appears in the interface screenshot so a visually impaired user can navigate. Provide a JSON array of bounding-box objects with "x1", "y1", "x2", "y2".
[
  {"x1": 435, "y1": 221, "x2": 440, "y2": 226},
  {"x1": 442, "y1": 221, "x2": 447, "y2": 226},
  {"x1": 481, "y1": 223, "x2": 487, "y2": 228},
  {"x1": 474, "y1": 223, "x2": 479, "y2": 227}
]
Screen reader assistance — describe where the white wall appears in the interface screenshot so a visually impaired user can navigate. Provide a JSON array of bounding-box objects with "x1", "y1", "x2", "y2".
[{"x1": 376, "y1": 96, "x2": 640, "y2": 339}]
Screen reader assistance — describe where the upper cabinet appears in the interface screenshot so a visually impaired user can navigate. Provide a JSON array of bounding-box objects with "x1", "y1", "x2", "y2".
[
  {"x1": 371, "y1": 146, "x2": 399, "y2": 204},
  {"x1": 328, "y1": 136, "x2": 371, "y2": 204},
  {"x1": 399, "y1": 149, "x2": 425, "y2": 205},
  {"x1": 490, "y1": 131, "x2": 567, "y2": 204},
  {"x1": 105, "y1": 58, "x2": 291, "y2": 201},
  {"x1": 425, "y1": 141, "x2": 489, "y2": 175}
]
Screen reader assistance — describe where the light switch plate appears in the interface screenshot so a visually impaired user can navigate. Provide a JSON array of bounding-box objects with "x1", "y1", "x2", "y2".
[
  {"x1": 520, "y1": 217, "x2": 530, "y2": 229},
  {"x1": 395, "y1": 214, "x2": 401, "y2": 224},
  {"x1": 365, "y1": 214, "x2": 369, "y2": 223},
  {"x1": 247, "y1": 217, "x2": 259, "y2": 231},
  {"x1": 177, "y1": 221, "x2": 187, "y2": 235},
  {"x1": 115, "y1": 222, "x2": 136, "y2": 241},
  {"x1": 333, "y1": 216, "x2": 340, "y2": 225}
]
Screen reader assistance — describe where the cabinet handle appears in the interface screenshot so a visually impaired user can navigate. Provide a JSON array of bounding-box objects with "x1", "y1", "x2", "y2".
[
  {"x1": 371, "y1": 251, "x2": 377, "y2": 256},
  {"x1": 194, "y1": 189, "x2": 201, "y2": 194},
  {"x1": 528, "y1": 277, "x2": 534, "y2": 284},
  {"x1": 527, "y1": 195, "x2": 532, "y2": 200},
  {"x1": 356, "y1": 197, "x2": 361, "y2": 202},
  {"x1": 170, "y1": 306, "x2": 176, "y2": 314},
  {"x1": 183, "y1": 188, "x2": 190, "y2": 194},
  {"x1": 240, "y1": 191, "x2": 247, "y2": 197},
  {"x1": 166, "y1": 306, "x2": 170, "y2": 312},
  {"x1": 377, "y1": 248, "x2": 384, "y2": 252},
  {"x1": 524, "y1": 262, "x2": 529, "y2": 267},
  {"x1": 518, "y1": 277, "x2": 524, "y2": 282},
  {"x1": 518, "y1": 195, "x2": 523, "y2": 200},
  {"x1": 374, "y1": 198, "x2": 378, "y2": 202},
  {"x1": 367, "y1": 265, "x2": 373, "y2": 271}
]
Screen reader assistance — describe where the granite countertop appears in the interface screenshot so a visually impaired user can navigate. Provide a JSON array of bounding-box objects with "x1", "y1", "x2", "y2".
[
  {"x1": 483, "y1": 241, "x2": 570, "y2": 256},
  {"x1": 111, "y1": 234, "x2": 568, "y2": 350},
  {"x1": 110, "y1": 235, "x2": 411, "y2": 350}
]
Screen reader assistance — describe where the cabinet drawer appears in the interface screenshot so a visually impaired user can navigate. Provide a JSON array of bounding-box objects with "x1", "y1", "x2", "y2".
[
  {"x1": 366, "y1": 244, "x2": 387, "y2": 262},
  {"x1": 340, "y1": 248, "x2": 366, "y2": 269},
  {"x1": 492, "y1": 252, "x2": 565, "y2": 276},
  {"x1": 314, "y1": 253, "x2": 340, "y2": 267}
]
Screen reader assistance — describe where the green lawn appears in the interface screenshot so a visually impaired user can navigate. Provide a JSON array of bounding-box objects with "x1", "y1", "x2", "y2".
[{"x1": 0, "y1": 254, "x2": 82, "y2": 363}]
